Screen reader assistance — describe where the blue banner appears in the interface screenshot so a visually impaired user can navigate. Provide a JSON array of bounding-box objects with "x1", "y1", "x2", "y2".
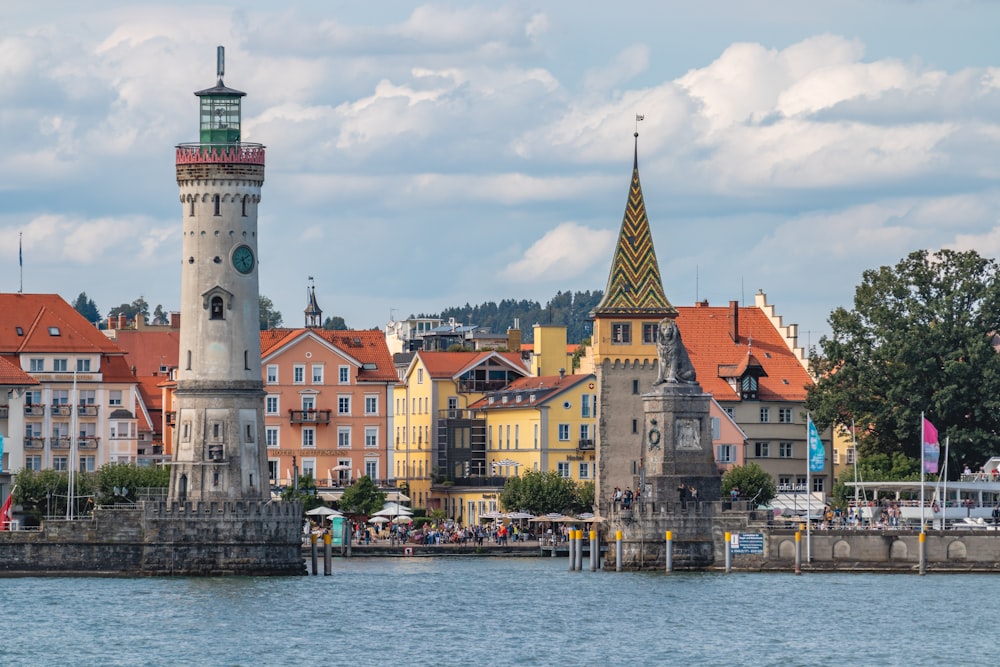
[{"x1": 807, "y1": 417, "x2": 825, "y2": 473}]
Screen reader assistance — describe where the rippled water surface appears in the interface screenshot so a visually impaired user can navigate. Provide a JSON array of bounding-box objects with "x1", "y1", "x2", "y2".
[{"x1": 4, "y1": 557, "x2": 997, "y2": 666}]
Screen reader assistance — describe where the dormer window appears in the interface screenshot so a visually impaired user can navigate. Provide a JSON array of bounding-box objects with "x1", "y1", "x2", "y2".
[
  {"x1": 48, "y1": 327, "x2": 60, "y2": 336},
  {"x1": 741, "y1": 374, "x2": 758, "y2": 400}
]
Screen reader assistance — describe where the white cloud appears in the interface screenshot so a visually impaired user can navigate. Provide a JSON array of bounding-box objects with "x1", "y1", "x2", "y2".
[{"x1": 501, "y1": 222, "x2": 616, "y2": 283}]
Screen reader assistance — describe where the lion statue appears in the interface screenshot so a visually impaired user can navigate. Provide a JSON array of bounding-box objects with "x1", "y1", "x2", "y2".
[{"x1": 654, "y1": 318, "x2": 698, "y2": 385}]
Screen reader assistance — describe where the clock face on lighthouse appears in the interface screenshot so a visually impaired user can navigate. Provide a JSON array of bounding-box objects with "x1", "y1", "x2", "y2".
[{"x1": 232, "y1": 244, "x2": 255, "y2": 274}]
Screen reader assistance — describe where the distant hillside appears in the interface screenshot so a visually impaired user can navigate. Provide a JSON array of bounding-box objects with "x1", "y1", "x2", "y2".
[{"x1": 415, "y1": 290, "x2": 603, "y2": 344}]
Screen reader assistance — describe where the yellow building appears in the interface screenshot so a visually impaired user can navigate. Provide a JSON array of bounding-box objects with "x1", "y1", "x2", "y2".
[{"x1": 392, "y1": 350, "x2": 527, "y2": 512}]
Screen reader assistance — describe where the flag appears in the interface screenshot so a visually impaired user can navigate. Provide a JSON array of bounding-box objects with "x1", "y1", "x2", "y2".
[
  {"x1": 923, "y1": 418, "x2": 940, "y2": 474},
  {"x1": 0, "y1": 486, "x2": 13, "y2": 531},
  {"x1": 636, "y1": 114, "x2": 645, "y2": 121},
  {"x1": 807, "y1": 416, "x2": 825, "y2": 472}
]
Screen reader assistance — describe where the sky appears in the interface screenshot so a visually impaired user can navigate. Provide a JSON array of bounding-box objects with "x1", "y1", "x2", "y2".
[{"x1": 5, "y1": 1, "x2": 1000, "y2": 346}]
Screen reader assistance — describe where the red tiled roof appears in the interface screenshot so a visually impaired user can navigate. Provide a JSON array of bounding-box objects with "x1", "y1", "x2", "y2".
[
  {"x1": 0, "y1": 293, "x2": 125, "y2": 355},
  {"x1": 260, "y1": 328, "x2": 397, "y2": 382},
  {"x1": 676, "y1": 304, "x2": 812, "y2": 402},
  {"x1": 112, "y1": 330, "x2": 180, "y2": 377},
  {"x1": 468, "y1": 373, "x2": 594, "y2": 409},
  {"x1": 418, "y1": 350, "x2": 526, "y2": 379},
  {"x1": 0, "y1": 356, "x2": 38, "y2": 385}
]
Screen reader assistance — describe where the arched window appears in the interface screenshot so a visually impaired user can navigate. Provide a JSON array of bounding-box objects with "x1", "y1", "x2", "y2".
[{"x1": 210, "y1": 296, "x2": 224, "y2": 320}]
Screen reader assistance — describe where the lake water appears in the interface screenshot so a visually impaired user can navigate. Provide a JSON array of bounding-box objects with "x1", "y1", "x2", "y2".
[{"x1": 3, "y1": 556, "x2": 993, "y2": 666}]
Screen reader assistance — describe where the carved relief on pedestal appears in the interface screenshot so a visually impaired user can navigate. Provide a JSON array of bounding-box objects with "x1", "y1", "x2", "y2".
[{"x1": 675, "y1": 418, "x2": 701, "y2": 451}]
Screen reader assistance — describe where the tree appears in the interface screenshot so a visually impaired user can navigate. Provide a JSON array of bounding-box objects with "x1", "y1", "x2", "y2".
[
  {"x1": 323, "y1": 316, "x2": 348, "y2": 330},
  {"x1": 831, "y1": 452, "x2": 919, "y2": 507},
  {"x1": 13, "y1": 468, "x2": 98, "y2": 525},
  {"x1": 280, "y1": 472, "x2": 323, "y2": 513},
  {"x1": 260, "y1": 295, "x2": 283, "y2": 330},
  {"x1": 72, "y1": 292, "x2": 100, "y2": 324},
  {"x1": 722, "y1": 463, "x2": 777, "y2": 507},
  {"x1": 152, "y1": 304, "x2": 170, "y2": 325},
  {"x1": 95, "y1": 462, "x2": 169, "y2": 504},
  {"x1": 806, "y1": 249, "x2": 1000, "y2": 473},
  {"x1": 500, "y1": 470, "x2": 591, "y2": 515},
  {"x1": 337, "y1": 476, "x2": 386, "y2": 516},
  {"x1": 108, "y1": 297, "x2": 150, "y2": 324}
]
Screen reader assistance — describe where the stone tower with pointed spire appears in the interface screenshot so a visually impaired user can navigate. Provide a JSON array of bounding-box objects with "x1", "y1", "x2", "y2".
[
  {"x1": 304, "y1": 280, "x2": 323, "y2": 328},
  {"x1": 590, "y1": 132, "x2": 678, "y2": 507}
]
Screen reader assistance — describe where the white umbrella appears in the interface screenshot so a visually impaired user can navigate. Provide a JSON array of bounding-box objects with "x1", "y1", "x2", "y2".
[
  {"x1": 392, "y1": 516, "x2": 413, "y2": 524},
  {"x1": 325, "y1": 512, "x2": 345, "y2": 521},
  {"x1": 329, "y1": 464, "x2": 352, "y2": 472},
  {"x1": 305, "y1": 506, "x2": 340, "y2": 517},
  {"x1": 368, "y1": 516, "x2": 389, "y2": 524}
]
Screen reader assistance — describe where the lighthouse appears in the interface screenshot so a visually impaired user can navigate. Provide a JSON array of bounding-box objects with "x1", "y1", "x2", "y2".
[{"x1": 169, "y1": 47, "x2": 269, "y2": 502}]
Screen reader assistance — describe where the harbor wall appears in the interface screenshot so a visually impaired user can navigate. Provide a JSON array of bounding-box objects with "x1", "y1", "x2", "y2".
[
  {"x1": 0, "y1": 500, "x2": 305, "y2": 576},
  {"x1": 604, "y1": 502, "x2": 1000, "y2": 572}
]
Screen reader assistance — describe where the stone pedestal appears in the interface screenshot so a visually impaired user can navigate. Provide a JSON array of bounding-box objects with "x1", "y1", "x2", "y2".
[{"x1": 641, "y1": 383, "x2": 721, "y2": 505}]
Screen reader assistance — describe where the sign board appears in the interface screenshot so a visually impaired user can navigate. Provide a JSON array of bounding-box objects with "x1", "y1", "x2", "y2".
[
  {"x1": 330, "y1": 517, "x2": 345, "y2": 546},
  {"x1": 729, "y1": 532, "x2": 764, "y2": 555}
]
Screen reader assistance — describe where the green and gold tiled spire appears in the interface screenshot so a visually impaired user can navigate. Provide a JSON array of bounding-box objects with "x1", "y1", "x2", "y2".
[{"x1": 591, "y1": 133, "x2": 676, "y2": 318}]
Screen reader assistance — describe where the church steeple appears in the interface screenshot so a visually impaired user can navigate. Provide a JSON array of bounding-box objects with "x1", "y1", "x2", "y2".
[
  {"x1": 304, "y1": 277, "x2": 323, "y2": 328},
  {"x1": 591, "y1": 132, "x2": 676, "y2": 319}
]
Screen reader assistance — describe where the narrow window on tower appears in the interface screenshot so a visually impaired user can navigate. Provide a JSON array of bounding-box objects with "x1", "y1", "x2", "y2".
[
  {"x1": 244, "y1": 350, "x2": 249, "y2": 370},
  {"x1": 189, "y1": 199, "x2": 195, "y2": 217},
  {"x1": 241, "y1": 195, "x2": 248, "y2": 217},
  {"x1": 213, "y1": 194, "x2": 221, "y2": 216},
  {"x1": 186, "y1": 350, "x2": 192, "y2": 370},
  {"x1": 210, "y1": 296, "x2": 224, "y2": 320}
]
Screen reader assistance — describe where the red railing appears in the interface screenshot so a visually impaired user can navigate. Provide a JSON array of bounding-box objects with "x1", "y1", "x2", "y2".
[{"x1": 176, "y1": 143, "x2": 265, "y2": 165}]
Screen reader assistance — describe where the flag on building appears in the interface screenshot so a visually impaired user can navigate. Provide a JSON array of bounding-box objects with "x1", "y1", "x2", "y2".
[
  {"x1": 636, "y1": 114, "x2": 645, "y2": 121},
  {"x1": 923, "y1": 418, "x2": 940, "y2": 474},
  {"x1": 0, "y1": 486, "x2": 14, "y2": 531},
  {"x1": 807, "y1": 415, "x2": 825, "y2": 472}
]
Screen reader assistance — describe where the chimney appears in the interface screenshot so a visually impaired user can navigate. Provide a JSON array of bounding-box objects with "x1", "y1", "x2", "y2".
[
  {"x1": 729, "y1": 300, "x2": 740, "y2": 344},
  {"x1": 170, "y1": 312, "x2": 181, "y2": 329},
  {"x1": 118, "y1": 314, "x2": 127, "y2": 329},
  {"x1": 506, "y1": 327, "x2": 521, "y2": 352},
  {"x1": 558, "y1": 368, "x2": 565, "y2": 383}
]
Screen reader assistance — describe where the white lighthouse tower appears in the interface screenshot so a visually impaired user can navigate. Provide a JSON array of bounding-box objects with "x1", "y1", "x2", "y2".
[{"x1": 169, "y1": 47, "x2": 269, "y2": 502}]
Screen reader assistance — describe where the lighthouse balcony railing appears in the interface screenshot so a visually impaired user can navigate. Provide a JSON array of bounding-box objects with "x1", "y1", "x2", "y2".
[{"x1": 175, "y1": 143, "x2": 265, "y2": 165}]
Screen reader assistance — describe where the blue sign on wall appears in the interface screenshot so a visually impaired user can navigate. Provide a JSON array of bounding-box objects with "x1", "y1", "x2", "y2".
[{"x1": 730, "y1": 533, "x2": 764, "y2": 555}]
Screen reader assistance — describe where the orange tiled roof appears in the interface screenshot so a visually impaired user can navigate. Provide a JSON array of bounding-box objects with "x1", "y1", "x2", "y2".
[
  {"x1": 112, "y1": 330, "x2": 180, "y2": 377},
  {"x1": 0, "y1": 293, "x2": 126, "y2": 356},
  {"x1": 260, "y1": 328, "x2": 397, "y2": 382},
  {"x1": 676, "y1": 304, "x2": 812, "y2": 402},
  {"x1": 468, "y1": 373, "x2": 595, "y2": 409},
  {"x1": 418, "y1": 350, "x2": 526, "y2": 379},
  {"x1": 0, "y1": 356, "x2": 38, "y2": 385}
]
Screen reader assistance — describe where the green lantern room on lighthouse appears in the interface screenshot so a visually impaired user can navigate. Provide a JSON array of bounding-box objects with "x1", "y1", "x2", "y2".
[{"x1": 194, "y1": 46, "x2": 245, "y2": 145}]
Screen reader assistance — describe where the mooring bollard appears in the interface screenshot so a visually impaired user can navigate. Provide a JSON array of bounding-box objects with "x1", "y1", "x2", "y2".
[
  {"x1": 568, "y1": 530, "x2": 576, "y2": 571},
  {"x1": 724, "y1": 531, "x2": 732, "y2": 574},
  {"x1": 575, "y1": 529, "x2": 584, "y2": 572},
  {"x1": 310, "y1": 532, "x2": 318, "y2": 576},
  {"x1": 615, "y1": 530, "x2": 623, "y2": 572},
  {"x1": 794, "y1": 531, "x2": 801, "y2": 575},
  {"x1": 665, "y1": 530, "x2": 673, "y2": 573},
  {"x1": 590, "y1": 529, "x2": 598, "y2": 572},
  {"x1": 919, "y1": 531, "x2": 926, "y2": 576},
  {"x1": 324, "y1": 532, "x2": 332, "y2": 576}
]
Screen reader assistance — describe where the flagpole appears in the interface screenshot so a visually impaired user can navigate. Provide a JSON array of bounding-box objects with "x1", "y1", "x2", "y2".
[
  {"x1": 806, "y1": 413, "x2": 812, "y2": 563},
  {"x1": 67, "y1": 370, "x2": 77, "y2": 520},
  {"x1": 941, "y1": 436, "x2": 950, "y2": 529},
  {"x1": 18, "y1": 232, "x2": 23, "y2": 294},
  {"x1": 920, "y1": 412, "x2": 925, "y2": 532}
]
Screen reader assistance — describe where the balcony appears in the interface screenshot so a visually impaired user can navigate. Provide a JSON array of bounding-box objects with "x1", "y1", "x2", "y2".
[
  {"x1": 578, "y1": 439, "x2": 595, "y2": 451},
  {"x1": 79, "y1": 437, "x2": 100, "y2": 450},
  {"x1": 24, "y1": 405, "x2": 46, "y2": 416},
  {"x1": 51, "y1": 405, "x2": 73, "y2": 417},
  {"x1": 289, "y1": 409, "x2": 331, "y2": 425},
  {"x1": 24, "y1": 437, "x2": 45, "y2": 450},
  {"x1": 50, "y1": 437, "x2": 71, "y2": 451},
  {"x1": 175, "y1": 143, "x2": 265, "y2": 166},
  {"x1": 77, "y1": 405, "x2": 99, "y2": 417}
]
